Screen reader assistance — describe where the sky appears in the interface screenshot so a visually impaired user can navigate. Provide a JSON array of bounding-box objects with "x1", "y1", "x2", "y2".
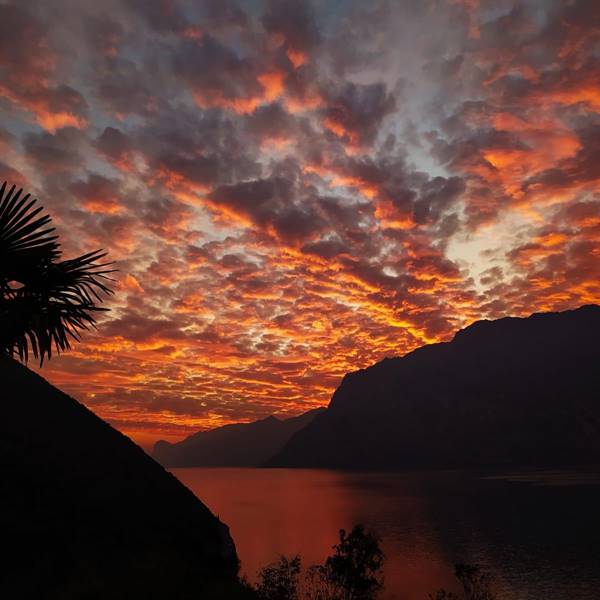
[{"x1": 1, "y1": 0, "x2": 598, "y2": 449}]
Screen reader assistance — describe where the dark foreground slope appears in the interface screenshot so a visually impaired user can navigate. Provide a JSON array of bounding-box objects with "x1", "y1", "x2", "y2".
[
  {"x1": 269, "y1": 305, "x2": 600, "y2": 469},
  {"x1": 154, "y1": 408, "x2": 325, "y2": 467},
  {"x1": 0, "y1": 358, "x2": 253, "y2": 600}
]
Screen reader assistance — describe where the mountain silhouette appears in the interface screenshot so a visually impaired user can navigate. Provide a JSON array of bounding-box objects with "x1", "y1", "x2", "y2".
[
  {"x1": 267, "y1": 305, "x2": 600, "y2": 469},
  {"x1": 154, "y1": 408, "x2": 325, "y2": 467},
  {"x1": 0, "y1": 358, "x2": 252, "y2": 599}
]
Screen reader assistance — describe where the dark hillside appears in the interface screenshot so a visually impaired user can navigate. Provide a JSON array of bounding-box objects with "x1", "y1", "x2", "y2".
[{"x1": 0, "y1": 358, "x2": 253, "y2": 600}]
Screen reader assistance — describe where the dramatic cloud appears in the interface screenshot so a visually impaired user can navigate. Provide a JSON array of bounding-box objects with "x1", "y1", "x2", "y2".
[{"x1": 1, "y1": 0, "x2": 598, "y2": 448}]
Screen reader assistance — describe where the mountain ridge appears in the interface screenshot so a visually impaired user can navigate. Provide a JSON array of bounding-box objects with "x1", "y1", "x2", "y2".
[
  {"x1": 153, "y1": 407, "x2": 325, "y2": 467},
  {"x1": 268, "y1": 305, "x2": 600, "y2": 469}
]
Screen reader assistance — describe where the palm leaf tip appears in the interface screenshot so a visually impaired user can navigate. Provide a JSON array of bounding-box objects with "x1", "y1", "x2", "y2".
[{"x1": 0, "y1": 182, "x2": 60, "y2": 262}]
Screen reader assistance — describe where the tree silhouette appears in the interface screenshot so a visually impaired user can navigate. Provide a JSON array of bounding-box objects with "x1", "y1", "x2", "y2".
[
  {"x1": 430, "y1": 564, "x2": 497, "y2": 600},
  {"x1": 324, "y1": 525, "x2": 384, "y2": 600},
  {"x1": 256, "y1": 555, "x2": 301, "y2": 600},
  {"x1": 454, "y1": 564, "x2": 496, "y2": 600},
  {"x1": 304, "y1": 525, "x2": 384, "y2": 600},
  {"x1": 255, "y1": 525, "x2": 384, "y2": 600},
  {"x1": 0, "y1": 181, "x2": 114, "y2": 364}
]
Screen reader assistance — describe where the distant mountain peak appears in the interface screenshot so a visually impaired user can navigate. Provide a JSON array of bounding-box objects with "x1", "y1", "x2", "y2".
[
  {"x1": 153, "y1": 406, "x2": 325, "y2": 467},
  {"x1": 261, "y1": 415, "x2": 280, "y2": 423}
]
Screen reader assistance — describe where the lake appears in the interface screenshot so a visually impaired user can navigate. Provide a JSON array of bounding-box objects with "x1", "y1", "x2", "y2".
[{"x1": 172, "y1": 467, "x2": 600, "y2": 599}]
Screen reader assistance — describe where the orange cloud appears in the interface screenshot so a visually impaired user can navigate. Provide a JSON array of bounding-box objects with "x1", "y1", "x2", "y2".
[
  {"x1": 287, "y1": 48, "x2": 307, "y2": 69},
  {"x1": 192, "y1": 69, "x2": 286, "y2": 114},
  {"x1": 11, "y1": 0, "x2": 599, "y2": 450},
  {"x1": 35, "y1": 110, "x2": 88, "y2": 133}
]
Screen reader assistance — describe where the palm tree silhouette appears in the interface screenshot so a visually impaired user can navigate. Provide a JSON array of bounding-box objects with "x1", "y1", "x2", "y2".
[{"x1": 0, "y1": 181, "x2": 114, "y2": 364}]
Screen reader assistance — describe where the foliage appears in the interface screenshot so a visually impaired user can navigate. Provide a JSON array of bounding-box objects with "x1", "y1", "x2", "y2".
[
  {"x1": 322, "y1": 525, "x2": 384, "y2": 600},
  {"x1": 256, "y1": 555, "x2": 301, "y2": 600},
  {"x1": 430, "y1": 564, "x2": 496, "y2": 600},
  {"x1": 429, "y1": 592, "x2": 460, "y2": 600},
  {"x1": 253, "y1": 530, "x2": 500, "y2": 600},
  {"x1": 0, "y1": 182, "x2": 114, "y2": 364},
  {"x1": 304, "y1": 564, "x2": 340, "y2": 600},
  {"x1": 257, "y1": 525, "x2": 384, "y2": 600},
  {"x1": 454, "y1": 564, "x2": 496, "y2": 600}
]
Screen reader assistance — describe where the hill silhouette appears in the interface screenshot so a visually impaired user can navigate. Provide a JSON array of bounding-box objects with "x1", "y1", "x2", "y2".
[
  {"x1": 0, "y1": 358, "x2": 253, "y2": 599},
  {"x1": 268, "y1": 305, "x2": 600, "y2": 469},
  {"x1": 154, "y1": 408, "x2": 325, "y2": 467}
]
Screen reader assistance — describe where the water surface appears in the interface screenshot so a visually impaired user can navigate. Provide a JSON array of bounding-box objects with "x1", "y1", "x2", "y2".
[{"x1": 172, "y1": 467, "x2": 600, "y2": 599}]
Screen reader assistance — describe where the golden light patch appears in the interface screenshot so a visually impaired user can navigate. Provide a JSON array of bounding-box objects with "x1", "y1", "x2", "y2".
[
  {"x1": 36, "y1": 111, "x2": 88, "y2": 132},
  {"x1": 287, "y1": 48, "x2": 307, "y2": 69}
]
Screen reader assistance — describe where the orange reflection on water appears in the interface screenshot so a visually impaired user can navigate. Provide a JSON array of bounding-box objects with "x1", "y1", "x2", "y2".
[{"x1": 172, "y1": 468, "x2": 458, "y2": 600}]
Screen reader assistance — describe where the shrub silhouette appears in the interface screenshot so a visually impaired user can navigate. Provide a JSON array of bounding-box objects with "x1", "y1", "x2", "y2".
[
  {"x1": 454, "y1": 564, "x2": 496, "y2": 600},
  {"x1": 253, "y1": 530, "x2": 499, "y2": 600},
  {"x1": 0, "y1": 181, "x2": 114, "y2": 363},
  {"x1": 256, "y1": 555, "x2": 301, "y2": 600},
  {"x1": 256, "y1": 525, "x2": 384, "y2": 600},
  {"x1": 315, "y1": 525, "x2": 384, "y2": 600},
  {"x1": 430, "y1": 564, "x2": 497, "y2": 600}
]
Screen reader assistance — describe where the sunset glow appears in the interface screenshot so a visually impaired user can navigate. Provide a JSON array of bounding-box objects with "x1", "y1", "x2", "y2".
[{"x1": 1, "y1": 0, "x2": 598, "y2": 447}]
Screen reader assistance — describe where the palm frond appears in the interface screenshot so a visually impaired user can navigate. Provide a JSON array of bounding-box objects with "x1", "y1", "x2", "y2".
[
  {"x1": 0, "y1": 182, "x2": 60, "y2": 271},
  {"x1": 0, "y1": 181, "x2": 116, "y2": 364}
]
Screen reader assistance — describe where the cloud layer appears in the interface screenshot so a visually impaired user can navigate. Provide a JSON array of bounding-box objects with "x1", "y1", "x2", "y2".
[{"x1": 1, "y1": 0, "x2": 598, "y2": 447}]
